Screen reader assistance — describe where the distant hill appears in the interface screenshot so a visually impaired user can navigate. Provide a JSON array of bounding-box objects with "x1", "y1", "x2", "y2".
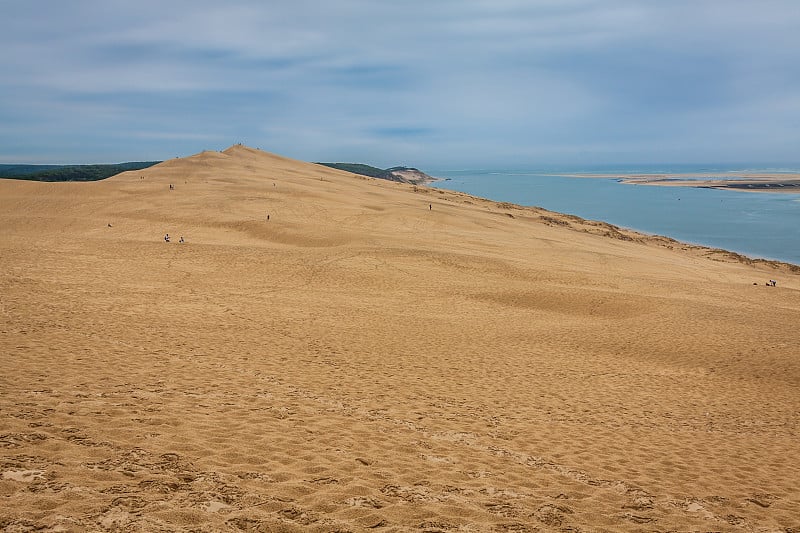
[
  {"x1": 0, "y1": 161, "x2": 161, "y2": 182},
  {"x1": 316, "y1": 162, "x2": 438, "y2": 185},
  {"x1": 2, "y1": 157, "x2": 438, "y2": 184}
]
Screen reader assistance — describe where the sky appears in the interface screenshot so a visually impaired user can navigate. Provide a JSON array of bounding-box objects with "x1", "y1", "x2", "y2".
[{"x1": 2, "y1": 0, "x2": 799, "y2": 168}]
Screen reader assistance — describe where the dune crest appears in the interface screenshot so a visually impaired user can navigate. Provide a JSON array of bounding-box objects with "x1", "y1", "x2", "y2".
[{"x1": 1, "y1": 145, "x2": 798, "y2": 531}]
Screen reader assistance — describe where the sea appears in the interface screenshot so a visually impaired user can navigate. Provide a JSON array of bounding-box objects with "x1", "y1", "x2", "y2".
[{"x1": 427, "y1": 165, "x2": 800, "y2": 266}]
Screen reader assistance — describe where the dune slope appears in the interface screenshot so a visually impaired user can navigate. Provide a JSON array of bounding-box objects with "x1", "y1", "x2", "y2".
[{"x1": 1, "y1": 145, "x2": 798, "y2": 532}]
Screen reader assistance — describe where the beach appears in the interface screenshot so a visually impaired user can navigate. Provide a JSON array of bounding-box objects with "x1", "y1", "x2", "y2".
[
  {"x1": 1, "y1": 146, "x2": 798, "y2": 531},
  {"x1": 430, "y1": 169, "x2": 800, "y2": 265}
]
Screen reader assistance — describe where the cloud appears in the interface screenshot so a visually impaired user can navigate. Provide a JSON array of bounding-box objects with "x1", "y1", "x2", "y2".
[
  {"x1": 370, "y1": 127, "x2": 436, "y2": 139},
  {"x1": 2, "y1": 0, "x2": 800, "y2": 165}
]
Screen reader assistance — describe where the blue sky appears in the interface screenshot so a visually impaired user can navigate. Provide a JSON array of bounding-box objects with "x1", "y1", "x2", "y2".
[{"x1": 2, "y1": 0, "x2": 799, "y2": 168}]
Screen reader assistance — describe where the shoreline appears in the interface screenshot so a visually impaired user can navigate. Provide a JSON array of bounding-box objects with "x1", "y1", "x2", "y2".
[{"x1": 426, "y1": 183, "x2": 800, "y2": 271}]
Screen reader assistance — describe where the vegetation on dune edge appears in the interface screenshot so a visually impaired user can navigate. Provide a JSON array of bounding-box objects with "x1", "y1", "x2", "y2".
[
  {"x1": 316, "y1": 162, "x2": 437, "y2": 184},
  {"x1": 0, "y1": 162, "x2": 161, "y2": 182}
]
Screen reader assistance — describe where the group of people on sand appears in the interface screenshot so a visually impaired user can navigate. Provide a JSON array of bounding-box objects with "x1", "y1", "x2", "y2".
[{"x1": 164, "y1": 233, "x2": 184, "y2": 243}]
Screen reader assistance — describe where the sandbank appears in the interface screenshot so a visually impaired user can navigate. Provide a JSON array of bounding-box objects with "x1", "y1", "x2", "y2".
[{"x1": 564, "y1": 172, "x2": 800, "y2": 193}]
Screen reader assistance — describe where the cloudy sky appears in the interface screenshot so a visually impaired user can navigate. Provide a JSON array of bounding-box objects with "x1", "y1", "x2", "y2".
[{"x1": 2, "y1": 1, "x2": 799, "y2": 167}]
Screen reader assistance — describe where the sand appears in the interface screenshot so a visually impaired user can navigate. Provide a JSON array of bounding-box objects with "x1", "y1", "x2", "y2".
[
  {"x1": 1, "y1": 145, "x2": 798, "y2": 532},
  {"x1": 564, "y1": 172, "x2": 800, "y2": 193}
]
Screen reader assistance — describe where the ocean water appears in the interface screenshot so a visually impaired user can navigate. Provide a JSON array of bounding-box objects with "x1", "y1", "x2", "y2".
[{"x1": 428, "y1": 167, "x2": 800, "y2": 265}]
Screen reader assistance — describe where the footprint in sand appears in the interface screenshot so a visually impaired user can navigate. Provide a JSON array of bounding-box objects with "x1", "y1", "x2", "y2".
[
  {"x1": 685, "y1": 501, "x2": 715, "y2": 519},
  {"x1": 2, "y1": 469, "x2": 45, "y2": 482},
  {"x1": 345, "y1": 496, "x2": 384, "y2": 509},
  {"x1": 100, "y1": 509, "x2": 132, "y2": 529},
  {"x1": 205, "y1": 500, "x2": 232, "y2": 513}
]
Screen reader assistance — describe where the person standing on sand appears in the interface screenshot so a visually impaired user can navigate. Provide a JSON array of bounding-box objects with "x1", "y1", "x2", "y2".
[{"x1": 429, "y1": 204, "x2": 432, "y2": 210}]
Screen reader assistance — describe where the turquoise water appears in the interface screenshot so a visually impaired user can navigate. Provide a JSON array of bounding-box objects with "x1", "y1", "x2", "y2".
[{"x1": 429, "y1": 168, "x2": 800, "y2": 265}]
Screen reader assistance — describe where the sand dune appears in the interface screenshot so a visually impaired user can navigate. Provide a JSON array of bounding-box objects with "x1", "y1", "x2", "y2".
[{"x1": 1, "y1": 145, "x2": 798, "y2": 532}]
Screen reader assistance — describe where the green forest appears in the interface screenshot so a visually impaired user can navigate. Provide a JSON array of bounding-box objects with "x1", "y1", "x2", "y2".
[
  {"x1": 316, "y1": 163, "x2": 419, "y2": 182},
  {"x1": 0, "y1": 162, "x2": 160, "y2": 182}
]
